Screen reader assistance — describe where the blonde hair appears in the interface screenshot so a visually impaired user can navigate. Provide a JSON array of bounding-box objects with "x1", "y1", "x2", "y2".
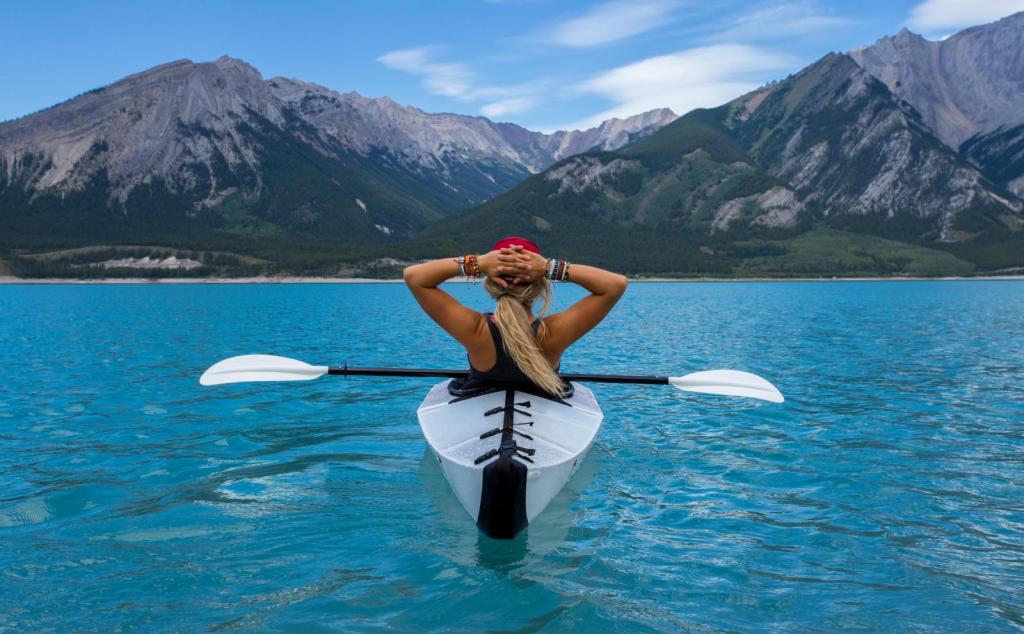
[{"x1": 483, "y1": 277, "x2": 564, "y2": 396}]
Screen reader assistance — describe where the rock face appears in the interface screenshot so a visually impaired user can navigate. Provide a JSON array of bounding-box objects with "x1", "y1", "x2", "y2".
[
  {"x1": 961, "y1": 124, "x2": 1024, "y2": 196},
  {"x1": 0, "y1": 56, "x2": 675, "y2": 245},
  {"x1": 850, "y1": 12, "x2": 1024, "y2": 149},
  {"x1": 850, "y1": 13, "x2": 1024, "y2": 203}
]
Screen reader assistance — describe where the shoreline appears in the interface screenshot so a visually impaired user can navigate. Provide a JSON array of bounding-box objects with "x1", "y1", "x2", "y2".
[{"x1": 2, "y1": 275, "x2": 1023, "y2": 284}]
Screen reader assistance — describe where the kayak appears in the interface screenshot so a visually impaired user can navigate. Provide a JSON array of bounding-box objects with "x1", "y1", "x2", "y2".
[
  {"x1": 201, "y1": 356, "x2": 781, "y2": 538},
  {"x1": 416, "y1": 380, "x2": 603, "y2": 539}
]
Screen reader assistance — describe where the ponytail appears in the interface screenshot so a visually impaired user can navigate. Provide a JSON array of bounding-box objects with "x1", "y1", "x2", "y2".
[{"x1": 484, "y1": 277, "x2": 564, "y2": 396}]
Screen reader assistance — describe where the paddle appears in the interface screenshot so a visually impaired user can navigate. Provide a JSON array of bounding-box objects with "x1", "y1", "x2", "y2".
[{"x1": 200, "y1": 354, "x2": 784, "y2": 403}]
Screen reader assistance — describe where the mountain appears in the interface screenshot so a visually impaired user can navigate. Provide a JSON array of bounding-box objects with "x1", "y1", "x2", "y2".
[
  {"x1": 850, "y1": 13, "x2": 1024, "y2": 149},
  {"x1": 0, "y1": 56, "x2": 674, "y2": 257},
  {"x1": 418, "y1": 52, "x2": 1023, "y2": 276},
  {"x1": 723, "y1": 54, "x2": 1018, "y2": 242}
]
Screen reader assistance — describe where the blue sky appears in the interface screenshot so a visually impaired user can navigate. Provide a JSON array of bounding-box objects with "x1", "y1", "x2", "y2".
[{"x1": 2, "y1": 0, "x2": 1022, "y2": 131}]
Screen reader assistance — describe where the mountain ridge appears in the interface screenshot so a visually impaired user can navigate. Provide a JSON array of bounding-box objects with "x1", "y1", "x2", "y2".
[{"x1": 0, "y1": 55, "x2": 675, "y2": 250}]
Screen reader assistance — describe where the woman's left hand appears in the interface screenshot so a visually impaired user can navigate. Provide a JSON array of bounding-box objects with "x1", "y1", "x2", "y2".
[{"x1": 478, "y1": 250, "x2": 520, "y2": 287}]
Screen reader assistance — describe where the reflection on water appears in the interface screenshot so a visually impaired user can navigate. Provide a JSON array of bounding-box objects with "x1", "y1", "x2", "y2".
[{"x1": 1, "y1": 281, "x2": 1023, "y2": 630}]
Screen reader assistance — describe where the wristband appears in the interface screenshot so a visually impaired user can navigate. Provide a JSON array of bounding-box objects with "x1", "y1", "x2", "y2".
[{"x1": 465, "y1": 254, "x2": 480, "y2": 277}]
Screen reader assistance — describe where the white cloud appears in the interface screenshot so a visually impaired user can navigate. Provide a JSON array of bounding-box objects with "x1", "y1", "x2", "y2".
[
  {"x1": 480, "y1": 96, "x2": 539, "y2": 118},
  {"x1": 378, "y1": 46, "x2": 545, "y2": 118},
  {"x1": 708, "y1": 1, "x2": 853, "y2": 42},
  {"x1": 544, "y1": 0, "x2": 678, "y2": 48},
  {"x1": 907, "y1": 0, "x2": 1024, "y2": 31},
  {"x1": 377, "y1": 47, "x2": 474, "y2": 99},
  {"x1": 565, "y1": 44, "x2": 794, "y2": 130}
]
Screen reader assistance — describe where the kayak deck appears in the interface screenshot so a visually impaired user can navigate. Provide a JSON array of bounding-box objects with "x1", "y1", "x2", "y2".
[{"x1": 417, "y1": 380, "x2": 603, "y2": 539}]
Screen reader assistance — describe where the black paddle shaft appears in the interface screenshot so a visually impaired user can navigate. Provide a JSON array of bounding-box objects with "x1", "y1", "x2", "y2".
[{"x1": 326, "y1": 366, "x2": 669, "y2": 385}]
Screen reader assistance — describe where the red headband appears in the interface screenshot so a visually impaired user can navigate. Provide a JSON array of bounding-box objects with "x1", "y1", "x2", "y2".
[{"x1": 492, "y1": 236, "x2": 541, "y2": 255}]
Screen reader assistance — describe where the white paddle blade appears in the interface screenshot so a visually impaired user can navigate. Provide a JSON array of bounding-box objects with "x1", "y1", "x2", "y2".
[
  {"x1": 669, "y1": 370, "x2": 784, "y2": 403},
  {"x1": 200, "y1": 354, "x2": 329, "y2": 386}
]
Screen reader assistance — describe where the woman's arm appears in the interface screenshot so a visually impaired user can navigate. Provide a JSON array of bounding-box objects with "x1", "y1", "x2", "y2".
[
  {"x1": 545, "y1": 262, "x2": 628, "y2": 351},
  {"x1": 500, "y1": 247, "x2": 628, "y2": 351},
  {"x1": 403, "y1": 251, "x2": 520, "y2": 346}
]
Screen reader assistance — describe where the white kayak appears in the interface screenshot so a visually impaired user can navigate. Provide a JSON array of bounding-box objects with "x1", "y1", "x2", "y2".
[{"x1": 416, "y1": 380, "x2": 603, "y2": 539}]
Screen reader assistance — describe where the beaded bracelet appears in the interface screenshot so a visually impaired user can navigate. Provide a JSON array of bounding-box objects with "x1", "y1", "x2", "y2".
[{"x1": 545, "y1": 258, "x2": 570, "y2": 282}]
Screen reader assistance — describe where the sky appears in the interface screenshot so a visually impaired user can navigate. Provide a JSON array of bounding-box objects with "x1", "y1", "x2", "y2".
[{"x1": 2, "y1": 0, "x2": 1022, "y2": 131}]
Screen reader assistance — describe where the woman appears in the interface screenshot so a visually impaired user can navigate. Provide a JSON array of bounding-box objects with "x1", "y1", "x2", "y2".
[{"x1": 403, "y1": 237, "x2": 628, "y2": 396}]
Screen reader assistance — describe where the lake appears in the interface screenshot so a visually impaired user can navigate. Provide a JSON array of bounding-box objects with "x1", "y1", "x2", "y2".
[{"x1": 1, "y1": 280, "x2": 1022, "y2": 631}]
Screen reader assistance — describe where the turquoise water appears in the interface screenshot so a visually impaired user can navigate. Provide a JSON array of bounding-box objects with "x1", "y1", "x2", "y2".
[{"x1": 1, "y1": 281, "x2": 1022, "y2": 631}]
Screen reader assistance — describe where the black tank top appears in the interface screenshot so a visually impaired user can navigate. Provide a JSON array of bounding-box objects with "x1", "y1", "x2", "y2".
[{"x1": 449, "y1": 313, "x2": 551, "y2": 394}]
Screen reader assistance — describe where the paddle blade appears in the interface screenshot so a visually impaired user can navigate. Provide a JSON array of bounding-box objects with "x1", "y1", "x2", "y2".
[
  {"x1": 669, "y1": 370, "x2": 784, "y2": 403},
  {"x1": 200, "y1": 354, "x2": 329, "y2": 386}
]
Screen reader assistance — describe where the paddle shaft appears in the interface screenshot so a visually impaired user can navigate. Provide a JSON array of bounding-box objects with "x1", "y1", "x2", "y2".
[{"x1": 327, "y1": 366, "x2": 668, "y2": 385}]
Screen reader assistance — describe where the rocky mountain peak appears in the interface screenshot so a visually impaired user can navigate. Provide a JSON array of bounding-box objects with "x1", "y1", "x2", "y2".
[
  {"x1": 851, "y1": 12, "x2": 1024, "y2": 148},
  {"x1": 0, "y1": 54, "x2": 284, "y2": 198},
  {"x1": 893, "y1": 27, "x2": 923, "y2": 41},
  {"x1": 215, "y1": 54, "x2": 254, "y2": 69},
  {"x1": 212, "y1": 55, "x2": 265, "y2": 82}
]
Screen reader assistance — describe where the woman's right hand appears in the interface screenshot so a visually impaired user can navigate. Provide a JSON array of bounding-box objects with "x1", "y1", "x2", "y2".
[
  {"x1": 503, "y1": 246, "x2": 547, "y2": 284},
  {"x1": 489, "y1": 246, "x2": 547, "y2": 285}
]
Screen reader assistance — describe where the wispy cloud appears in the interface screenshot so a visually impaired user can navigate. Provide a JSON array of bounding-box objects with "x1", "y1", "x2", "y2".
[
  {"x1": 907, "y1": 0, "x2": 1024, "y2": 31},
  {"x1": 707, "y1": 1, "x2": 853, "y2": 42},
  {"x1": 566, "y1": 44, "x2": 794, "y2": 129},
  {"x1": 377, "y1": 47, "x2": 474, "y2": 99},
  {"x1": 379, "y1": 4, "x2": 818, "y2": 129},
  {"x1": 542, "y1": 0, "x2": 679, "y2": 48},
  {"x1": 480, "y1": 96, "x2": 539, "y2": 118},
  {"x1": 378, "y1": 46, "x2": 546, "y2": 118}
]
